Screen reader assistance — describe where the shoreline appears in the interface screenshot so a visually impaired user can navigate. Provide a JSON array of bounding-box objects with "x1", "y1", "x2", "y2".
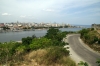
[{"x1": 0, "y1": 27, "x2": 83, "y2": 33}]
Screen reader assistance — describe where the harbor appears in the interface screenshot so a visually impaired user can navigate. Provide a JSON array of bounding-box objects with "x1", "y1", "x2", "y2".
[{"x1": 0, "y1": 28, "x2": 83, "y2": 42}]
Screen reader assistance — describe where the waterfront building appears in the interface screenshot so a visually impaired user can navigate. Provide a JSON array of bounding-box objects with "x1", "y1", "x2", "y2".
[{"x1": 0, "y1": 23, "x2": 5, "y2": 27}]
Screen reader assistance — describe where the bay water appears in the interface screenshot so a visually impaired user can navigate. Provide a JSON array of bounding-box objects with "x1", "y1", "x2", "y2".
[{"x1": 0, "y1": 28, "x2": 84, "y2": 42}]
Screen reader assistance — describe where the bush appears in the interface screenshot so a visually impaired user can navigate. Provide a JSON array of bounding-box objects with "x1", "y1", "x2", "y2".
[
  {"x1": 26, "y1": 48, "x2": 76, "y2": 66},
  {"x1": 78, "y1": 61, "x2": 88, "y2": 66},
  {"x1": 96, "y1": 59, "x2": 100, "y2": 66},
  {"x1": 98, "y1": 38, "x2": 100, "y2": 44},
  {"x1": 51, "y1": 39, "x2": 66, "y2": 46},
  {"x1": 91, "y1": 28, "x2": 94, "y2": 31},
  {"x1": 45, "y1": 28, "x2": 60, "y2": 40},
  {"x1": 0, "y1": 41, "x2": 21, "y2": 64},
  {"x1": 44, "y1": 47, "x2": 70, "y2": 64},
  {"x1": 29, "y1": 38, "x2": 52, "y2": 50},
  {"x1": 22, "y1": 37, "x2": 32, "y2": 45}
]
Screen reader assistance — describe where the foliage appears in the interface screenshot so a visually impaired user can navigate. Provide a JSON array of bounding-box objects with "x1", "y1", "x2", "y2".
[
  {"x1": 45, "y1": 28, "x2": 67, "y2": 41},
  {"x1": 0, "y1": 41, "x2": 21, "y2": 64},
  {"x1": 29, "y1": 28, "x2": 68, "y2": 50},
  {"x1": 78, "y1": 61, "x2": 88, "y2": 66},
  {"x1": 45, "y1": 28, "x2": 60, "y2": 39},
  {"x1": 29, "y1": 37, "x2": 52, "y2": 50},
  {"x1": 43, "y1": 47, "x2": 70, "y2": 64},
  {"x1": 98, "y1": 39, "x2": 100, "y2": 44},
  {"x1": 79, "y1": 28, "x2": 90, "y2": 38},
  {"x1": 91, "y1": 28, "x2": 94, "y2": 31},
  {"x1": 22, "y1": 34, "x2": 36, "y2": 46},
  {"x1": 21, "y1": 35, "x2": 37, "y2": 52},
  {"x1": 96, "y1": 59, "x2": 100, "y2": 66},
  {"x1": 0, "y1": 28, "x2": 73, "y2": 65},
  {"x1": 27, "y1": 48, "x2": 76, "y2": 66},
  {"x1": 79, "y1": 28, "x2": 100, "y2": 44},
  {"x1": 15, "y1": 45, "x2": 26, "y2": 54},
  {"x1": 32, "y1": 34, "x2": 36, "y2": 39},
  {"x1": 22, "y1": 37, "x2": 32, "y2": 45},
  {"x1": 2, "y1": 26, "x2": 10, "y2": 30},
  {"x1": 29, "y1": 37, "x2": 66, "y2": 50},
  {"x1": 51, "y1": 39, "x2": 67, "y2": 46},
  {"x1": 79, "y1": 28, "x2": 100, "y2": 52}
]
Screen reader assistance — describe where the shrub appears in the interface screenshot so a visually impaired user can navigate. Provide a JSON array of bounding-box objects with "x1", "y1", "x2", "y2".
[
  {"x1": 78, "y1": 61, "x2": 88, "y2": 66},
  {"x1": 51, "y1": 40, "x2": 66, "y2": 46},
  {"x1": 96, "y1": 59, "x2": 100, "y2": 66},
  {"x1": 22, "y1": 37, "x2": 32, "y2": 45},
  {"x1": 91, "y1": 28, "x2": 94, "y2": 31},
  {"x1": 98, "y1": 38, "x2": 100, "y2": 44},
  {"x1": 43, "y1": 47, "x2": 70, "y2": 64},
  {"x1": 0, "y1": 42, "x2": 21, "y2": 64},
  {"x1": 29, "y1": 38, "x2": 52, "y2": 50}
]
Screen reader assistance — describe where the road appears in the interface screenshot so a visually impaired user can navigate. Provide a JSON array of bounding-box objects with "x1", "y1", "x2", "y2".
[{"x1": 67, "y1": 34, "x2": 100, "y2": 66}]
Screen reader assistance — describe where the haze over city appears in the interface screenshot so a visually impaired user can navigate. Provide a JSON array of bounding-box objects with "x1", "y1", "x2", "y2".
[{"x1": 0, "y1": 0, "x2": 100, "y2": 25}]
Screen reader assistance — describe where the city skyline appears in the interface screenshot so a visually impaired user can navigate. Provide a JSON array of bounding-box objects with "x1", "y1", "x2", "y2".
[{"x1": 0, "y1": 0, "x2": 100, "y2": 25}]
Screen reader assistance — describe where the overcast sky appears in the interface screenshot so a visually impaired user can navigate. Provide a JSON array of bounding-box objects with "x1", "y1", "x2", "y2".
[{"x1": 0, "y1": 0, "x2": 100, "y2": 25}]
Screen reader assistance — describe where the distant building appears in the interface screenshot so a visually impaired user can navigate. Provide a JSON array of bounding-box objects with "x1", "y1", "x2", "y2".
[{"x1": 0, "y1": 23, "x2": 5, "y2": 27}]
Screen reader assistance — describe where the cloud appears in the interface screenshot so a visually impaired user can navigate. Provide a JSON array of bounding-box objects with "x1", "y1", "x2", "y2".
[
  {"x1": 20, "y1": 15, "x2": 36, "y2": 20},
  {"x1": 0, "y1": 0, "x2": 100, "y2": 24},
  {"x1": 2, "y1": 13, "x2": 11, "y2": 16},
  {"x1": 72, "y1": 7, "x2": 100, "y2": 16},
  {"x1": 20, "y1": 15, "x2": 26, "y2": 18},
  {"x1": 43, "y1": 9, "x2": 54, "y2": 12}
]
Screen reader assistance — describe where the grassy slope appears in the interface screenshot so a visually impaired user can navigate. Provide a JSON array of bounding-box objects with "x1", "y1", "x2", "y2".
[
  {"x1": 14, "y1": 48, "x2": 76, "y2": 66},
  {"x1": 81, "y1": 29, "x2": 100, "y2": 53}
]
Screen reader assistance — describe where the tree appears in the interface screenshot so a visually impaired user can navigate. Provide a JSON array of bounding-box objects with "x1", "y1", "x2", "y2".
[
  {"x1": 22, "y1": 37, "x2": 32, "y2": 45},
  {"x1": 16, "y1": 45, "x2": 26, "y2": 54},
  {"x1": 45, "y1": 28, "x2": 60, "y2": 39},
  {"x1": 79, "y1": 29, "x2": 89, "y2": 38},
  {"x1": 32, "y1": 34, "x2": 36, "y2": 39},
  {"x1": 2, "y1": 26, "x2": 6, "y2": 30},
  {"x1": 2, "y1": 26, "x2": 10, "y2": 30},
  {"x1": 29, "y1": 37, "x2": 52, "y2": 50},
  {"x1": 93, "y1": 36, "x2": 98, "y2": 43}
]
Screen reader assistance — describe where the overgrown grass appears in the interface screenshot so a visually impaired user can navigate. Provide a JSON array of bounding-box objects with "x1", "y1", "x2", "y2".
[
  {"x1": 79, "y1": 28, "x2": 100, "y2": 52},
  {"x1": 21, "y1": 47, "x2": 76, "y2": 66}
]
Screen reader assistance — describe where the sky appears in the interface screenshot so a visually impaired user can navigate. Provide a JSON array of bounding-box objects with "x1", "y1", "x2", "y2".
[{"x1": 0, "y1": 0, "x2": 100, "y2": 25}]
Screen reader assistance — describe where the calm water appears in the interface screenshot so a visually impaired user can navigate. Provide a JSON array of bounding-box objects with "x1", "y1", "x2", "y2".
[{"x1": 0, "y1": 28, "x2": 83, "y2": 42}]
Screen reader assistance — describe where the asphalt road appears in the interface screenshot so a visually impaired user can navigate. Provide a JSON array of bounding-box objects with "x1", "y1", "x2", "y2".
[{"x1": 67, "y1": 34, "x2": 100, "y2": 66}]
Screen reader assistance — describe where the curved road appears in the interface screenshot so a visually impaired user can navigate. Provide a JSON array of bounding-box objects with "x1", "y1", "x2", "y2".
[{"x1": 67, "y1": 34, "x2": 100, "y2": 66}]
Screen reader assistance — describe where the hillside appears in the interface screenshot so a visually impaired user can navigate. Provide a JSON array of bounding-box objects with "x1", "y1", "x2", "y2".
[
  {"x1": 79, "y1": 28, "x2": 100, "y2": 53},
  {"x1": 0, "y1": 28, "x2": 76, "y2": 66}
]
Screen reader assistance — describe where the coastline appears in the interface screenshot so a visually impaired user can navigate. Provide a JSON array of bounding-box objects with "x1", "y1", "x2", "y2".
[{"x1": 0, "y1": 28, "x2": 83, "y2": 43}]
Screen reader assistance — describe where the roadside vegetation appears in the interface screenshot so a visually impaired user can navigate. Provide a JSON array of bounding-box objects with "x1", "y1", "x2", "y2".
[
  {"x1": 96, "y1": 59, "x2": 100, "y2": 66},
  {"x1": 79, "y1": 28, "x2": 100, "y2": 53},
  {"x1": 0, "y1": 28, "x2": 76, "y2": 66},
  {"x1": 78, "y1": 61, "x2": 88, "y2": 66}
]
